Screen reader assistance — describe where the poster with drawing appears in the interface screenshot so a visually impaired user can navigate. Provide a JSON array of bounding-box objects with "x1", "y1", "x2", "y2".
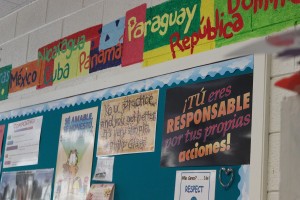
[
  {"x1": 53, "y1": 107, "x2": 98, "y2": 200},
  {"x1": 4, "y1": 116, "x2": 43, "y2": 168},
  {"x1": 97, "y1": 90, "x2": 159, "y2": 156},
  {"x1": 0, "y1": 169, "x2": 54, "y2": 200}
]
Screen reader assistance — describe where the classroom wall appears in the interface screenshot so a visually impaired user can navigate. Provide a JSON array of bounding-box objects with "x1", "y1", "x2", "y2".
[
  {"x1": 0, "y1": 0, "x2": 299, "y2": 199},
  {"x1": 267, "y1": 55, "x2": 300, "y2": 200}
]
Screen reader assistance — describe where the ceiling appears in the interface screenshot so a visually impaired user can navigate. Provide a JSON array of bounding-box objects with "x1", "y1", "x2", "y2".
[{"x1": 0, "y1": 0, "x2": 36, "y2": 19}]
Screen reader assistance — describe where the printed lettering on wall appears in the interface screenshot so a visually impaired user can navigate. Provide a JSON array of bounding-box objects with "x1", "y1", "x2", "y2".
[
  {"x1": 0, "y1": 65, "x2": 12, "y2": 100},
  {"x1": 9, "y1": 60, "x2": 40, "y2": 93},
  {"x1": 38, "y1": 25, "x2": 102, "y2": 88},
  {"x1": 123, "y1": 0, "x2": 300, "y2": 66},
  {"x1": 161, "y1": 57, "x2": 253, "y2": 167},
  {"x1": 122, "y1": 4, "x2": 147, "y2": 67},
  {"x1": 89, "y1": 18, "x2": 125, "y2": 73}
]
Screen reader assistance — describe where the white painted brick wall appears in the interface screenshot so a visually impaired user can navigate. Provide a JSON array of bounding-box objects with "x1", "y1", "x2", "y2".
[
  {"x1": 62, "y1": 1, "x2": 104, "y2": 37},
  {"x1": 0, "y1": 0, "x2": 297, "y2": 200},
  {"x1": 268, "y1": 54, "x2": 299, "y2": 200},
  {"x1": 46, "y1": 0, "x2": 83, "y2": 23},
  {"x1": 0, "y1": 13, "x2": 17, "y2": 45},
  {"x1": 27, "y1": 19, "x2": 63, "y2": 62},
  {"x1": 16, "y1": 0, "x2": 47, "y2": 36}
]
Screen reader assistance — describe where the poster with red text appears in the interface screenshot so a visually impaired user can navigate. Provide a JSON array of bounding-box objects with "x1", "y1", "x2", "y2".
[
  {"x1": 53, "y1": 107, "x2": 98, "y2": 200},
  {"x1": 161, "y1": 66, "x2": 253, "y2": 167}
]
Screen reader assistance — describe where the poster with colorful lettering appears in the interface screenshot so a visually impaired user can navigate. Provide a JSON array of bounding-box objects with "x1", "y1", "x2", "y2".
[
  {"x1": 3, "y1": 116, "x2": 43, "y2": 168},
  {"x1": 97, "y1": 90, "x2": 159, "y2": 156},
  {"x1": 0, "y1": 169, "x2": 54, "y2": 200},
  {"x1": 9, "y1": 60, "x2": 40, "y2": 93},
  {"x1": 0, "y1": 125, "x2": 5, "y2": 157},
  {"x1": 174, "y1": 170, "x2": 216, "y2": 200},
  {"x1": 0, "y1": 65, "x2": 12, "y2": 100},
  {"x1": 38, "y1": 25, "x2": 102, "y2": 88},
  {"x1": 161, "y1": 60, "x2": 253, "y2": 167},
  {"x1": 53, "y1": 107, "x2": 98, "y2": 200},
  {"x1": 143, "y1": 0, "x2": 201, "y2": 66}
]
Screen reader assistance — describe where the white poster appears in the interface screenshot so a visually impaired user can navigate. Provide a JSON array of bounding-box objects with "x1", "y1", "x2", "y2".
[
  {"x1": 174, "y1": 170, "x2": 216, "y2": 200},
  {"x1": 93, "y1": 157, "x2": 114, "y2": 182},
  {"x1": 3, "y1": 116, "x2": 43, "y2": 168}
]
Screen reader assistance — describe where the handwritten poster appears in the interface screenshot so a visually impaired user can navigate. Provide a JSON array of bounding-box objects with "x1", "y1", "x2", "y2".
[
  {"x1": 0, "y1": 125, "x2": 5, "y2": 157},
  {"x1": 97, "y1": 90, "x2": 159, "y2": 156},
  {"x1": 0, "y1": 169, "x2": 54, "y2": 200},
  {"x1": 86, "y1": 184, "x2": 115, "y2": 200},
  {"x1": 4, "y1": 116, "x2": 43, "y2": 168},
  {"x1": 0, "y1": 65, "x2": 12, "y2": 101},
  {"x1": 93, "y1": 157, "x2": 114, "y2": 182},
  {"x1": 161, "y1": 66, "x2": 253, "y2": 167},
  {"x1": 53, "y1": 107, "x2": 98, "y2": 200},
  {"x1": 174, "y1": 170, "x2": 216, "y2": 200}
]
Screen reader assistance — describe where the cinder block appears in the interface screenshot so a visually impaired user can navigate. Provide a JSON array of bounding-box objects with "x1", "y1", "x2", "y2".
[
  {"x1": 46, "y1": 0, "x2": 83, "y2": 23},
  {"x1": 268, "y1": 191, "x2": 279, "y2": 200},
  {"x1": 16, "y1": 0, "x2": 47, "y2": 36},
  {"x1": 83, "y1": 0, "x2": 102, "y2": 7},
  {"x1": 62, "y1": 1, "x2": 103, "y2": 37},
  {"x1": 27, "y1": 19, "x2": 63, "y2": 62},
  {"x1": 267, "y1": 133, "x2": 281, "y2": 191},
  {"x1": 151, "y1": 0, "x2": 166, "y2": 6},
  {"x1": 0, "y1": 35, "x2": 29, "y2": 68},
  {"x1": 0, "y1": 12, "x2": 17, "y2": 45},
  {"x1": 269, "y1": 76, "x2": 295, "y2": 133},
  {"x1": 102, "y1": 0, "x2": 150, "y2": 24},
  {"x1": 295, "y1": 55, "x2": 300, "y2": 71},
  {"x1": 271, "y1": 54, "x2": 295, "y2": 78}
]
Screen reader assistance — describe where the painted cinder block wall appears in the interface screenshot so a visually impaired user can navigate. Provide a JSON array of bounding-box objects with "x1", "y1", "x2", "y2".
[{"x1": 0, "y1": 0, "x2": 299, "y2": 199}]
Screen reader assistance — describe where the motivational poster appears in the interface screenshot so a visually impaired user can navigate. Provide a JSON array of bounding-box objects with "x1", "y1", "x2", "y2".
[
  {"x1": 9, "y1": 60, "x2": 40, "y2": 93},
  {"x1": 93, "y1": 157, "x2": 114, "y2": 182},
  {"x1": 161, "y1": 70, "x2": 253, "y2": 167},
  {"x1": 0, "y1": 169, "x2": 54, "y2": 200},
  {"x1": 174, "y1": 170, "x2": 216, "y2": 200},
  {"x1": 0, "y1": 125, "x2": 5, "y2": 157},
  {"x1": 86, "y1": 184, "x2": 115, "y2": 200},
  {"x1": 97, "y1": 90, "x2": 159, "y2": 156},
  {"x1": 54, "y1": 107, "x2": 98, "y2": 200},
  {"x1": 0, "y1": 65, "x2": 12, "y2": 100},
  {"x1": 4, "y1": 116, "x2": 43, "y2": 168}
]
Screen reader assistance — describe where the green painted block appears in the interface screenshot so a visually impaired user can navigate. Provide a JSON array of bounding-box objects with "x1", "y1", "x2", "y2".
[
  {"x1": 252, "y1": 1, "x2": 300, "y2": 30},
  {"x1": 144, "y1": 0, "x2": 200, "y2": 52},
  {"x1": 0, "y1": 65, "x2": 12, "y2": 101}
]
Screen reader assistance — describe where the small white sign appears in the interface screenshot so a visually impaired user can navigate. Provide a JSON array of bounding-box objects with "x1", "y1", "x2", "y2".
[
  {"x1": 93, "y1": 157, "x2": 115, "y2": 182},
  {"x1": 174, "y1": 170, "x2": 216, "y2": 200},
  {"x1": 3, "y1": 116, "x2": 43, "y2": 168}
]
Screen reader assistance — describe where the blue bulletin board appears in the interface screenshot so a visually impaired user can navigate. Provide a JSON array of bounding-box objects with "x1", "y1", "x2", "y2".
[{"x1": 0, "y1": 55, "x2": 253, "y2": 200}]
